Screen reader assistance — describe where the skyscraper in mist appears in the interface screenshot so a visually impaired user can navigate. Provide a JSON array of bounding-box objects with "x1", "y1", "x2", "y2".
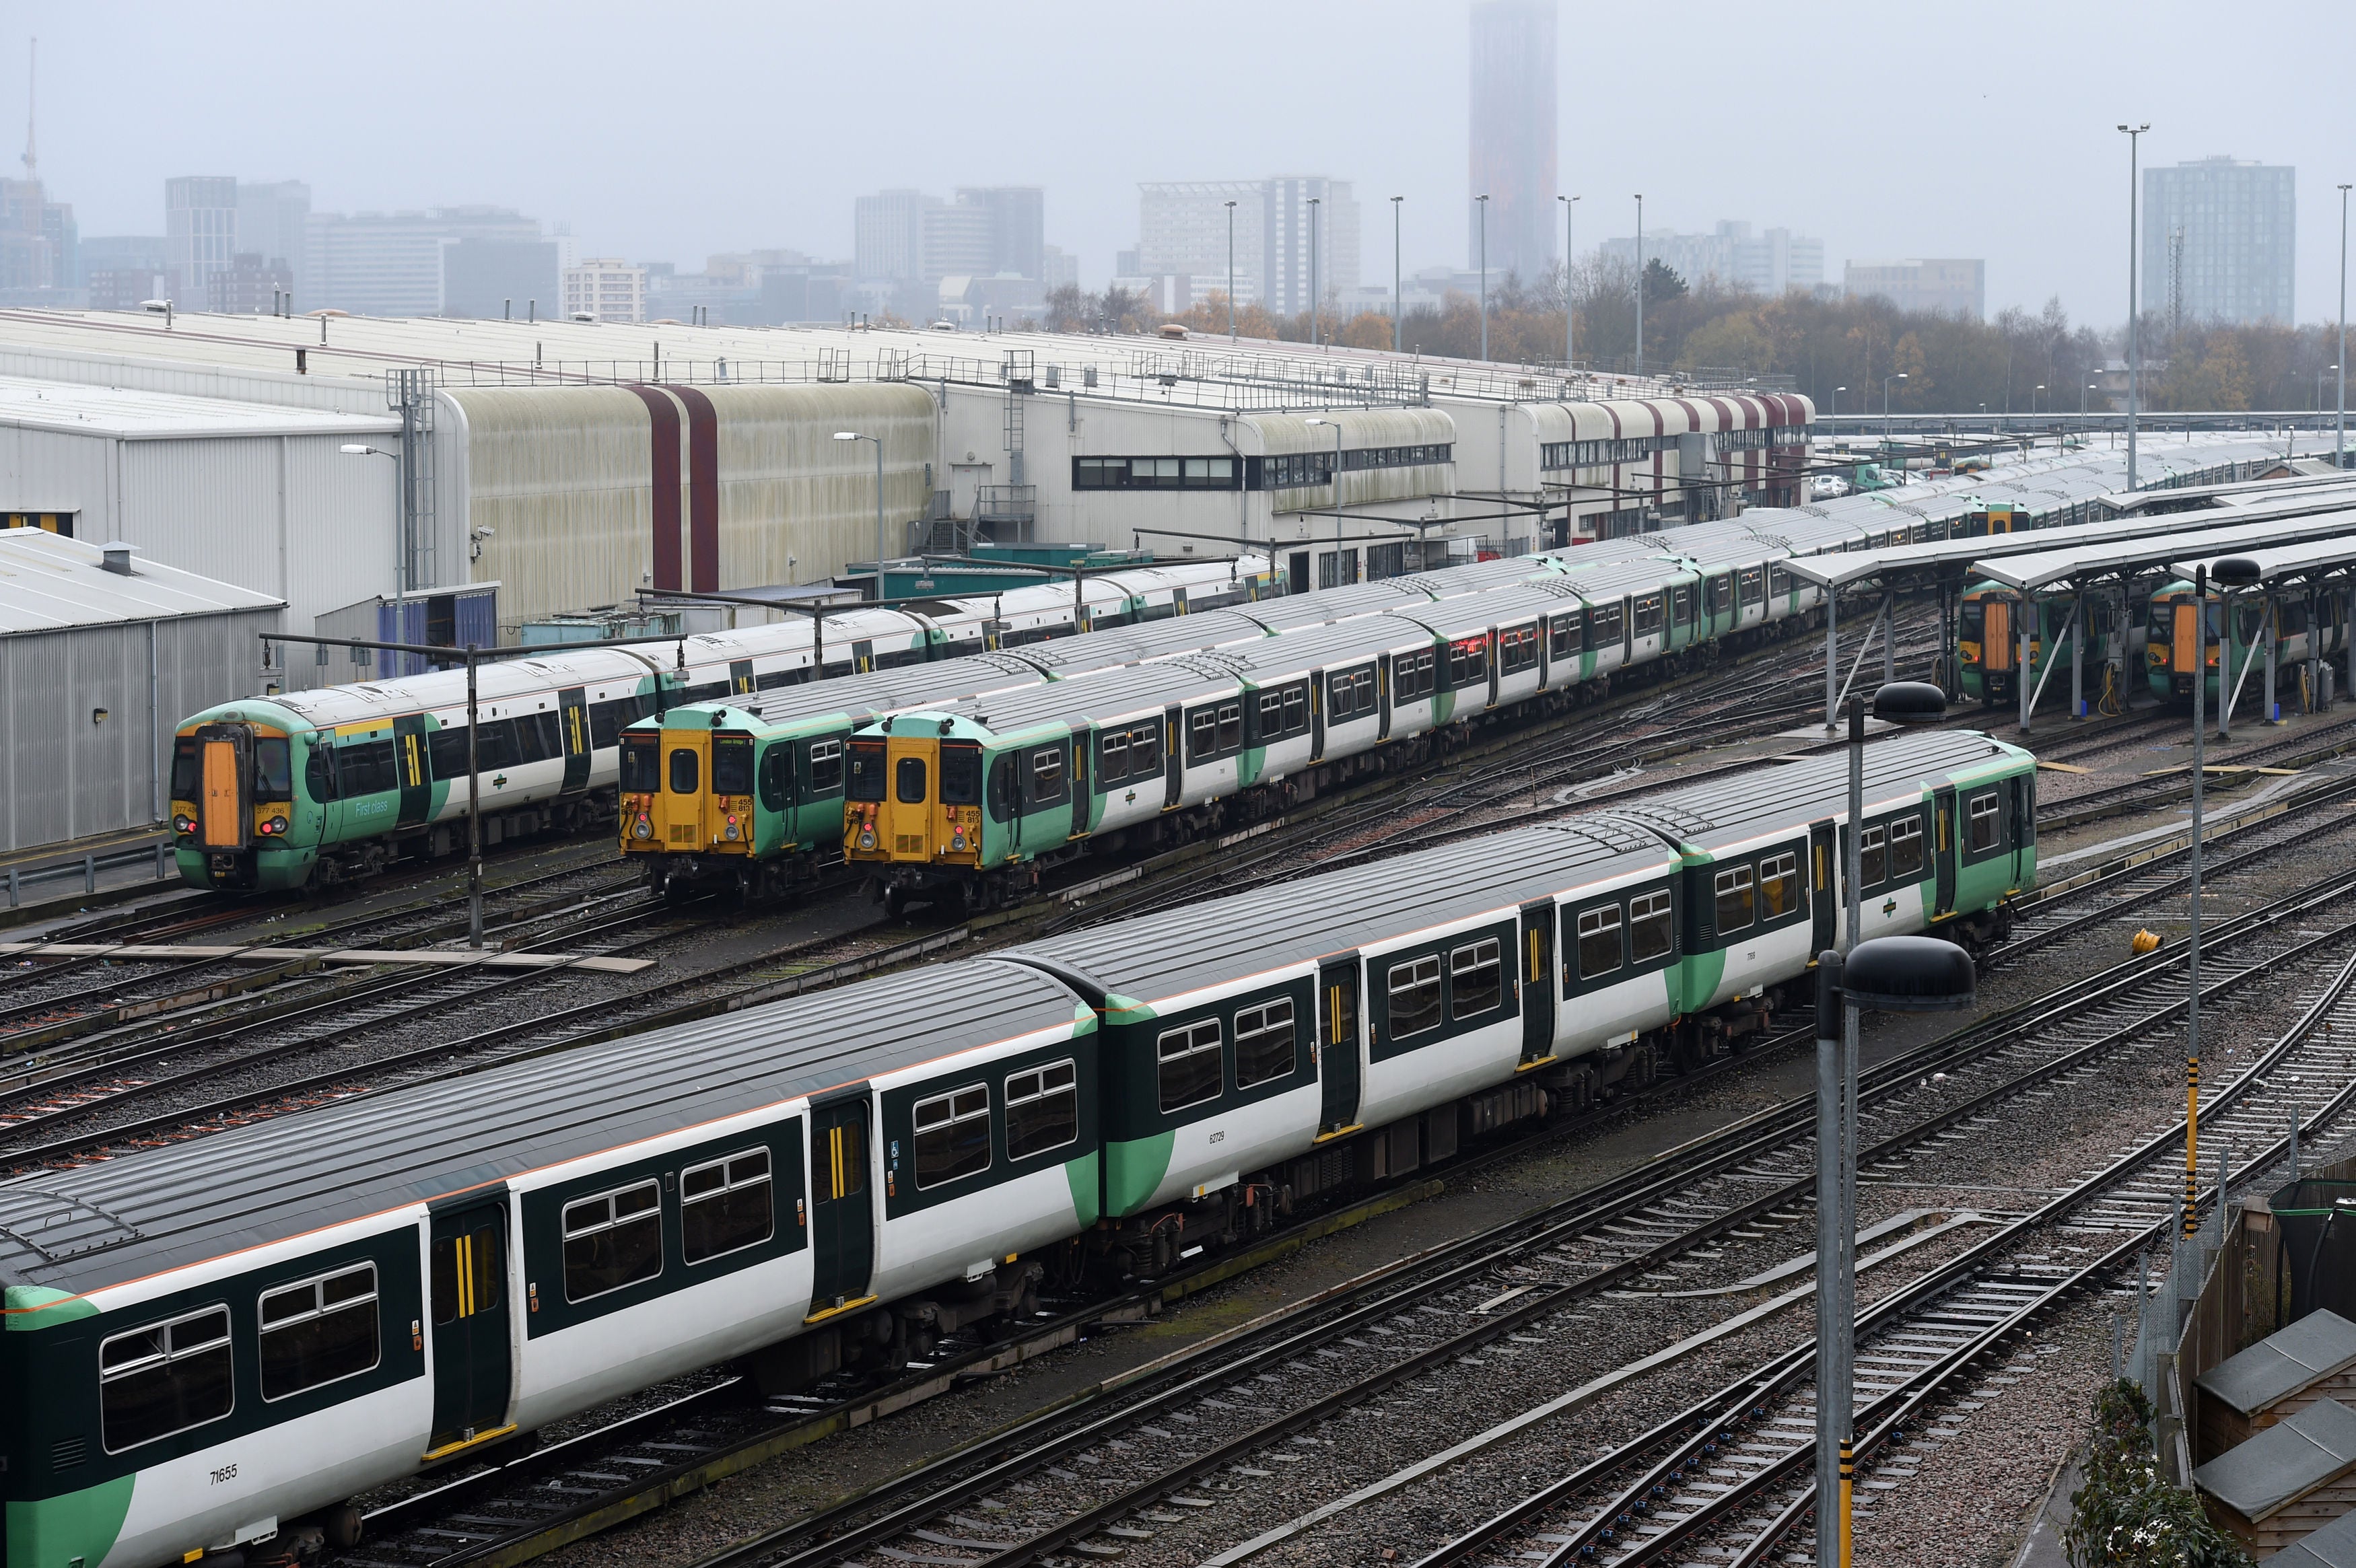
[{"x1": 1467, "y1": 0, "x2": 1557, "y2": 283}]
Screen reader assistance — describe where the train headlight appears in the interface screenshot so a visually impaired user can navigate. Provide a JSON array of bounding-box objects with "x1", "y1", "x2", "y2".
[
  {"x1": 173, "y1": 814, "x2": 195, "y2": 834},
  {"x1": 951, "y1": 830, "x2": 967, "y2": 851},
  {"x1": 633, "y1": 816, "x2": 653, "y2": 841},
  {"x1": 724, "y1": 819, "x2": 742, "y2": 842},
  {"x1": 858, "y1": 826, "x2": 877, "y2": 851},
  {"x1": 268, "y1": 816, "x2": 289, "y2": 835}
]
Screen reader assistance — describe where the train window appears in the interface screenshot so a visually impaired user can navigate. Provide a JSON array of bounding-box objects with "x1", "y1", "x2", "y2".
[
  {"x1": 427, "y1": 727, "x2": 469, "y2": 782},
  {"x1": 714, "y1": 737, "x2": 756, "y2": 797},
  {"x1": 429, "y1": 1218, "x2": 501, "y2": 1326},
  {"x1": 254, "y1": 738, "x2": 293, "y2": 798},
  {"x1": 1574, "y1": 905, "x2": 1624, "y2": 981},
  {"x1": 1394, "y1": 649, "x2": 1437, "y2": 700},
  {"x1": 1759, "y1": 851, "x2": 1801, "y2": 919},
  {"x1": 1890, "y1": 816, "x2": 1926, "y2": 879},
  {"x1": 619, "y1": 738, "x2": 660, "y2": 794},
  {"x1": 1099, "y1": 730, "x2": 1130, "y2": 784},
  {"x1": 1739, "y1": 569, "x2": 1764, "y2": 606},
  {"x1": 1029, "y1": 746, "x2": 1067, "y2": 806},
  {"x1": 337, "y1": 740, "x2": 399, "y2": 797},
  {"x1": 808, "y1": 739, "x2": 845, "y2": 795},
  {"x1": 1447, "y1": 637, "x2": 1488, "y2": 688},
  {"x1": 941, "y1": 743, "x2": 983, "y2": 805},
  {"x1": 1632, "y1": 596, "x2": 1663, "y2": 637},
  {"x1": 895, "y1": 755, "x2": 928, "y2": 804},
  {"x1": 987, "y1": 756, "x2": 1016, "y2": 822},
  {"x1": 1233, "y1": 999, "x2": 1297, "y2": 1088},
  {"x1": 1282, "y1": 683, "x2": 1308, "y2": 734},
  {"x1": 1189, "y1": 708, "x2": 1219, "y2": 761},
  {"x1": 758, "y1": 744, "x2": 793, "y2": 812},
  {"x1": 682, "y1": 1148, "x2": 773, "y2": 1262},
  {"x1": 668, "y1": 748, "x2": 700, "y2": 795},
  {"x1": 1671, "y1": 585, "x2": 1696, "y2": 625},
  {"x1": 1549, "y1": 613, "x2": 1582, "y2": 659},
  {"x1": 563, "y1": 1180, "x2": 663, "y2": 1302},
  {"x1": 1130, "y1": 722, "x2": 1163, "y2": 775},
  {"x1": 1216, "y1": 702, "x2": 1243, "y2": 752},
  {"x1": 1156, "y1": 1020, "x2": 1224, "y2": 1112},
  {"x1": 1387, "y1": 955, "x2": 1443, "y2": 1038},
  {"x1": 589, "y1": 693, "x2": 650, "y2": 748},
  {"x1": 1500, "y1": 628, "x2": 1539, "y2": 674},
  {"x1": 258, "y1": 1262, "x2": 380, "y2": 1400},
  {"x1": 1589, "y1": 603, "x2": 1625, "y2": 647},
  {"x1": 1705, "y1": 577, "x2": 1730, "y2": 616},
  {"x1": 1451, "y1": 938, "x2": 1502, "y2": 1018},
  {"x1": 1005, "y1": 1060, "x2": 1078, "y2": 1158},
  {"x1": 1255, "y1": 690, "x2": 1284, "y2": 741},
  {"x1": 1768, "y1": 567, "x2": 1791, "y2": 600},
  {"x1": 1968, "y1": 792, "x2": 2001, "y2": 853},
  {"x1": 1859, "y1": 825, "x2": 1887, "y2": 888},
  {"x1": 518, "y1": 712, "x2": 563, "y2": 764},
  {"x1": 1714, "y1": 865, "x2": 1755, "y2": 937},
  {"x1": 304, "y1": 744, "x2": 339, "y2": 802},
  {"x1": 171, "y1": 737, "x2": 201, "y2": 798},
  {"x1": 475, "y1": 721, "x2": 520, "y2": 772},
  {"x1": 845, "y1": 742, "x2": 885, "y2": 801},
  {"x1": 1960, "y1": 601, "x2": 1984, "y2": 640},
  {"x1": 100, "y1": 1306, "x2": 234, "y2": 1452}
]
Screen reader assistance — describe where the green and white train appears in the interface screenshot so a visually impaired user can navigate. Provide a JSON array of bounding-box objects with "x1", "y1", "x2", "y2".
[{"x1": 3, "y1": 727, "x2": 2032, "y2": 1568}]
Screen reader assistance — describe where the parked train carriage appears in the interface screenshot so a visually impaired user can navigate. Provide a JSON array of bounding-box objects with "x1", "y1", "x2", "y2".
[
  {"x1": 2, "y1": 731, "x2": 2036, "y2": 1568},
  {"x1": 2142, "y1": 575, "x2": 2348, "y2": 709},
  {"x1": 619, "y1": 655, "x2": 1049, "y2": 900},
  {"x1": 1955, "y1": 581, "x2": 2126, "y2": 708},
  {"x1": 1544, "y1": 558, "x2": 1694, "y2": 679},
  {"x1": 0, "y1": 960, "x2": 1087, "y2": 1568}
]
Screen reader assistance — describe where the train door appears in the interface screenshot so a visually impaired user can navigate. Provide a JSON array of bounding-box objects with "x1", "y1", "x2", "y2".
[
  {"x1": 557, "y1": 688, "x2": 592, "y2": 795},
  {"x1": 1982, "y1": 599, "x2": 2015, "y2": 676},
  {"x1": 1173, "y1": 586, "x2": 1189, "y2": 616},
  {"x1": 1068, "y1": 734, "x2": 1090, "y2": 841},
  {"x1": 392, "y1": 715, "x2": 432, "y2": 827},
  {"x1": 882, "y1": 732, "x2": 938, "y2": 860},
  {"x1": 1620, "y1": 596, "x2": 1634, "y2": 664},
  {"x1": 852, "y1": 640, "x2": 874, "y2": 676},
  {"x1": 1809, "y1": 820, "x2": 1837, "y2": 953},
  {"x1": 425, "y1": 1197, "x2": 513, "y2": 1456},
  {"x1": 1163, "y1": 706, "x2": 1184, "y2": 810},
  {"x1": 1932, "y1": 787, "x2": 1958, "y2": 918},
  {"x1": 1377, "y1": 659, "x2": 1393, "y2": 741},
  {"x1": 2009, "y1": 775, "x2": 2035, "y2": 888},
  {"x1": 1487, "y1": 629, "x2": 1502, "y2": 709},
  {"x1": 729, "y1": 660, "x2": 755, "y2": 696},
  {"x1": 1288, "y1": 552, "x2": 1311, "y2": 596},
  {"x1": 1309, "y1": 670, "x2": 1326, "y2": 762},
  {"x1": 1317, "y1": 956, "x2": 1362, "y2": 1134},
  {"x1": 808, "y1": 1096, "x2": 876, "y2": 1315},
  {"x1": 197, "y1": 725, "x2": 250, "y2": 850},
  {"x1": 1519, "y1": 901, "x2": 1555, "y2": 1064},
  {"x1": 2172, "y1": 600, "x2": 2203, "y2": 678},
  {"x1": 659, "y1": 728, "x2": 711, "y2": 849}
]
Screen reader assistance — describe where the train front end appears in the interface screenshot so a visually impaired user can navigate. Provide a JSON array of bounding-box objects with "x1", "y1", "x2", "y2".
[
  {"x1": 1955, "y1": 585, "x2": 2029, "y2": 704},
  {"x1": 2144, "y1": 580, "x2": 2220, "y2": 704},
  {"x1": 620, "y1": 708, "x2": 765, "y2": 897},
  {"x1": 168, "y1": 702, "x2": 321, "y2": 892},
  {"x1": 842, "y1": 715, "x2": 994, "y2": 915}
]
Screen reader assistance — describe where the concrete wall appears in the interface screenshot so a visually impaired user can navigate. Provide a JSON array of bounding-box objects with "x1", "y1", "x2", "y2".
[{"x1": 0, "y1": 606, "x2": 283, "y2": 853}]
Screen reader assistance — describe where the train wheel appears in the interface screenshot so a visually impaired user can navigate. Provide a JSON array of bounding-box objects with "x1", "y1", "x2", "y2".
[{"x1": 884, "y1": 885, "x2": 911, "y2": 921}]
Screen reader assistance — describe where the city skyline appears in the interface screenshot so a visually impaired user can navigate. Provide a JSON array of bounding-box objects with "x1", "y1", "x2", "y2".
[{"x1": 6, "y1": 1, "x2": 2353, "y2": 325}]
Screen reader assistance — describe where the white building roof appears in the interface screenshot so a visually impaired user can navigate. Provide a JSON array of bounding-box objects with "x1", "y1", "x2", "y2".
[
  {"x1": 0, "y1": 374, "x2": 396, "y2": 439},
  {"x1": 0, "y1": 528, "x2": 285, "y2": 634}
]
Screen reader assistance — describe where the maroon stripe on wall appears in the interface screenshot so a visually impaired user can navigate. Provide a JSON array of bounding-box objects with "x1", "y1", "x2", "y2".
[
  {"x1": 625, "y1": 385, "x2": 684, "y2": 592},
  {"x1": 667, "y1": 384, "x2": 722, "y2": 593}
]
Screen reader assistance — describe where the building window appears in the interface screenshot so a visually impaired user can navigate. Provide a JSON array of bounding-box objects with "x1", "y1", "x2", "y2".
[{"x1": 1074, "y1": 456, "x2": 1240, "y2": 491}]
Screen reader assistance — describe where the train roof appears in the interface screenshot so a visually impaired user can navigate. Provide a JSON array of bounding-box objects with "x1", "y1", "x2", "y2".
[
  {"x1": 1012, "y1": 729, "x2": 2026, "y2": 1007},
  {"x1": 1007, "y1": 609, "x2": 1271, "y2": 673},
  {"x1": 918, "y1": 655, "x2": 1246, "y2": 735},
  {"x1": 1238, "y1": 579, "x2": 1435, "y2": 631},
  {"x1": 646, "y1": 653, "x2": 1047, "y2": 733},
  {"x1": 0, "y1": 960, "x2": 1081, "y2": 1300}
]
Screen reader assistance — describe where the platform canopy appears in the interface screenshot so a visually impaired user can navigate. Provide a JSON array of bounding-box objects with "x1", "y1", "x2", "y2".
[
  {"x1": 1970, "y1": 505, "x2": 2356, "y2": 592},
  {"x1": 2168, "y1": 529, "x2": 2356, "y2": 589}
]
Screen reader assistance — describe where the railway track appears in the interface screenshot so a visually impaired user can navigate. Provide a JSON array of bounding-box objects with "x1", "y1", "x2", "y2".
[{"x1": 324, "y1": 808, "x2": 2356, "y2": 1568}]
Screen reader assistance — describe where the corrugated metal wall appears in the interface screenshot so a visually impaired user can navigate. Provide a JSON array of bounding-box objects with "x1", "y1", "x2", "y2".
[
  {"x1": 0, "y1": 424, "x2": 115, "y2": 532},
  {"x1": 0, "y1": 607, "x2": 281, "y2": 853},
  {"x1": 444, "y1": 386, "x2": 652, "y2": 629},
  {"x1": 1247, "y1": 408, "x2": 1457, "y2": 509},
  {"x1": 706, "y1": 383, "x2": 934, "y2": 587}
]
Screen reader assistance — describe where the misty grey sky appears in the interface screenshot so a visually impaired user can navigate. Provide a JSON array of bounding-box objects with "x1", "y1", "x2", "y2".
[{"x1": 13, "y1": 1, "x2": 2354, "y2": 325}]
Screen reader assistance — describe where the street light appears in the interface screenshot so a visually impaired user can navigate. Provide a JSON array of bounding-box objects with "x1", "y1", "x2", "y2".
[
  {"x1": 834, "y1": 432, "x2": 885, "y2": 603},
  {"x1": 2034, "y1": 384, "x2": 2046, "y2": 417},
  {"x1": 1832, "y1": 385, "x2": 1845, "y2": 423},
  {"x1": 1883, "y1": 372, "x2": 1906, "y2": 443},
  {"x1": 1391, "y1": 196, "x2": 1405, "y2": 354},
  {"x1": 2084, "y1": 382, "x2": 2096, "y2": 417},
  {"x1": 2120, "y1": 123, "x2": 2151, "y2": 489},
  {"x1": 1308, "y1": 194, "x2": 1323, "y2": 350},
  {"x1": 1225, "y1": 199, "x2": 1237, "y2": 343},
  {"x1": 1634, "y1": 193, "x2": 1645, "y2": 378},
  {"x1": 1815, "y1": 684, "x2": 1973, "y2": 1568},
  {"x1": 1476, "y1": 193, "x2": 1490, "y2": 362},
  {"x1": 2183, "y1": 555, "x2": 2262, "y2": 1239},
  {"x1": 2338, "y1": 184, "x2": 2349, "y2": 465},
  {"x1": 1305, "y1": 417, "x2": 1346, "y2": 561},
  {"x1": 2321, "y1": 365, "x2": 2340, "y2": 414},
  {"x1": 1558, "y1": 194, "x2": 1581, "y2": 371},
  {"x1": 341, "y1": 443, "x2": 409, "y2": 612}
]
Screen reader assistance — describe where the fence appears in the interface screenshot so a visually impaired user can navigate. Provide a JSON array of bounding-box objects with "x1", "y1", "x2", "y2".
[{"x1": 7, "y1": 841, "x2": 176, "y2": 907}]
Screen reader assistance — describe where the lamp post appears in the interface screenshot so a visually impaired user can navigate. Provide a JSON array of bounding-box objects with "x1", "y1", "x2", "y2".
[
  {"x1": 2321, "y1": 365, "x2": 2337, "y2": 415},
  {"x1": 2034, "y1": 384, "x2": 2045, "y2": 417},
  {"x1": 2084, "y1": 382, "x2": 2095, "y2": 417},
  {"x1": 341, "y1": 442, "x2": 406, "y2": 613},
  {"x1": 1391, "y1": 195, "x2": 1405, "y2": 353},
  {"x1": 1832, "y1": 386, "x2": 1844, "y2": 424},
  {"x1": 1476, "y1": 193, "x2": 1490, "y2": 362},
  {"x1": 1308, "y1": 194, "x2": 1323, "y2": 349},
  {"x1": 1634, "y1": 193, "x2": 1645, "y2": 378},
  {"x1": 2338, "y1": 184, "x2": 2349, "y2": 465},
  {"x1": 834, "y1": 431, "x2": 885, "y2": 603},
  {"x1": 1558, "y1": 194, "x2": 1580, "y2": 371},
  {"x1": 1816, "y1": 679, "x2": 1971, "y2": 1568},
  {"x1": 1225, "y1": 199, "x2": 1237, "y2": 342},
  {"x1": 1306, "y1": 415, "x2": 1346, "y2": 521},
  {"x1": 2120, "y1": 123, "x2": 2150, "y2": 489},
  {"x1": 1883, "y1": 372, "x2": 1906, "y2": 443}
]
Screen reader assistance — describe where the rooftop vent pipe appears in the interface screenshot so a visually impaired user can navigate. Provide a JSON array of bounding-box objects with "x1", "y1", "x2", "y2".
[{"x1": 100, "y1": 540, "x2": 137, "y2": 575}]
